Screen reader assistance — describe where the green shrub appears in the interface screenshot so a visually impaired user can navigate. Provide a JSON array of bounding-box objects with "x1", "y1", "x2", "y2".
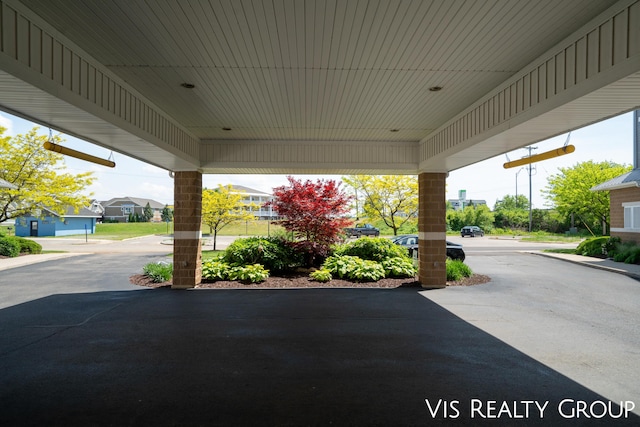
[
  {"x1": 333, "y1": 237, "x2": 409, "y2": 262},
  {"x1": 446, "y1": 259, "x2": 473, "y2": 281},
  {"x1": 603, "y1": 236, "x2": 622, "y2": 257},
  {"x1": 12, "y1": 237, "x2": 42, "y2": 254},
  {"x1": 321, "y1": 255, "x2": 386, "y2": 282},
  {"x1": 575, "y1": 237, "x2": 609, "y2": 257},
  {"x1": 0, "y1": 236, "x2": 40, "y2": 256},
  {"x1": 227, "y1": 264, "x2": 269, "y2": 283},
  {"x1": 0, "y1": 237, "x2": 21, "y2": 257},
  {"x1": 322, "y1": 255, "x2": 361, "y2": 279},
  {"x1": 202, "y1": 260, "x2": 231, "y2": 281},
  {"x1": 142, "y1": 262, "x2": 173, "y2": 283},
  {"x1": 309, "y1": 269, "x2": 332, "y2": 282},
  {"x1": 606, "y1": 238, "x2": 640, "y2": 264},
  {"x1": 623, "y1": 247, "x2": 640, "y2": 264},
  {"x1": 381, "y1": 257, "x2": 417, "y2": 278},
  {"x1": 223, "y1": 236, "x2": 301, "y2": 272}
]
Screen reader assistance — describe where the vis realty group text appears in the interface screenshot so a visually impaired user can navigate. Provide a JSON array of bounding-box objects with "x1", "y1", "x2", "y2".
[{"x1": 424, "y1": 398, "x2": 636, "y2": 420}]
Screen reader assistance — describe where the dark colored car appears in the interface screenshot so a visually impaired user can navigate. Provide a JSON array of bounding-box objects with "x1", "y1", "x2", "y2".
[
  {"x1": 390, "y1": 234, "x2": 465, "y2": 262},
  {"x1": 461, "y1": 226, "x2": 484, "y2": 237}
]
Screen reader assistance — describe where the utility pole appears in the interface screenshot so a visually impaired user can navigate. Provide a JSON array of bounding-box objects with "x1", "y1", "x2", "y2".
[
  {"x1": 515, "y1": 167, "x2": 524, "y2": 209},
  {"x1": 524, "y1": 146, "x2": 538, "y2": 232}
]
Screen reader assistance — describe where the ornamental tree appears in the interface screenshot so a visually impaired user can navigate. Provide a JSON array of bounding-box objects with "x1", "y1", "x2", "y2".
[
  {"x1": 342, "y1": 175, "x2": 418, "y2": 235},
  {"x1": 0, "y1": 127, "x2": 95, "y2": 223},
  {"x1": 201, "y1": 185, "x2": 256, "y2": 250},
  {"x1": 265, "y1": 176, "x2": 352, "y2": 264}
]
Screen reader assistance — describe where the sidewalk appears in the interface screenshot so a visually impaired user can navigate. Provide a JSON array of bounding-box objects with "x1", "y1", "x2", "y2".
[{"x1": 530, "y1": 250, "x2": 640, "y2": 280}]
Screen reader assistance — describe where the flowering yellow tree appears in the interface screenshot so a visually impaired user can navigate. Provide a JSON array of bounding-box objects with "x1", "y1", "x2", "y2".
[
  {"x1": 342, "y1": 175, "x2": 418, "y2": 235},
  {"x1": 0, "y1": 127, "x2": 95, "y2": 223},
  {"x1": 201, "y1": 185, "x2": 256, "y2": 250}
]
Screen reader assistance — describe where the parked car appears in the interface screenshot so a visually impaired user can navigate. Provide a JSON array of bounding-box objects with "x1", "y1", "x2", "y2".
[
  {"x1": 344, "y1": 223, "x2": 380, "y2": 237},
  {"x1": 390, "y1": 234, "x2": 465, "y2": 261},
  {"x1": 460, "y1": 225, "x2": 484, "y2": 237}
]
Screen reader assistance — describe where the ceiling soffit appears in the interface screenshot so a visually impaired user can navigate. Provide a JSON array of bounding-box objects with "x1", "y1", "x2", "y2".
[
  {"x1": 17, "y1": 0, "x2": 615, "y2": 144},
  {"x1": 0, "y1": 0, "x2": 636, "y2": 174}
]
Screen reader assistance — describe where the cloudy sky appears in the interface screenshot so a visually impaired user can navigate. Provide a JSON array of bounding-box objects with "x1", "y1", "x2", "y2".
[{"x1": 0, "y1": 110, "x2": 634, "y2": 209}]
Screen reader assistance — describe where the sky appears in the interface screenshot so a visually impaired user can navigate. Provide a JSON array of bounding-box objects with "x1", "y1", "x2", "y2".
[{"x1": 0, "y1": 110, "x2": 635, "y2": 210}]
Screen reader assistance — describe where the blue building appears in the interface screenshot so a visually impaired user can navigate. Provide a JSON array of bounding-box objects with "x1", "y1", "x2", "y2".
[{"x1": 15, "y1": 206, "x2": 101, "y2": 237}]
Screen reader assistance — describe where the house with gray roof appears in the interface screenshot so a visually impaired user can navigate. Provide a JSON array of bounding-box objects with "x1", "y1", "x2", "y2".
[
  {"x1": 591, "y1": 110, "x2": 640, "y2": 243},
  {"x1": 99, "y1": 197, "x2": 166, "y2": 222},
  {"x1": 592, "y1": 169, "x2": 640, "y2": 244}
]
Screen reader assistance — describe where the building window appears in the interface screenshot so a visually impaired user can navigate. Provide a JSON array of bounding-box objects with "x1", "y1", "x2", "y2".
[
  {"x1": 623, "y1": 202, "x2": 640, "y2": 230},
  {"x1": 122, "y1": 205, "x2": 133, "y2": 214}
]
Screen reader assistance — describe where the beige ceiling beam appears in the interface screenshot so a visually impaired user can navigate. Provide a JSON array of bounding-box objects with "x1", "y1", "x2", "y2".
[{"x1": 199, "y1": 139, "x2": 419, "y2": 175}]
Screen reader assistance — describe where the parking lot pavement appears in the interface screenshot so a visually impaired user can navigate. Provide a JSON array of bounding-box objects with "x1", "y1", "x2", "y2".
[
  {"x1": 423, "y1": 252, "x2": 640, "y2": 417},
  {"x1": 1, "y1": 239, "x2": 639, "y2": 424}
]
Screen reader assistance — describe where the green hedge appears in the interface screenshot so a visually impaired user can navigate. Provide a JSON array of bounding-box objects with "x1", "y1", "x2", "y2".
[
  {"x1": 575, "y1": 237, "x2": 609, "y2": 257},
  {"x1": 223, "y1": 236, "x2": 301, "y2": 273},
  {"x1": 333, "y1": 237, "x2": 409, "y2": 261},
  {"x1": 0, "y1": 237, "x2": 20, "y2": 257},
  {"x1": 0, "y1": 236, "x2": 42, "y2": 257}
]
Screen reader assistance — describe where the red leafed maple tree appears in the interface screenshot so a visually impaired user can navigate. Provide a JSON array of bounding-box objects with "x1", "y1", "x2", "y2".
[{"x1": 266, "y1": 176, "x2": 352, "y2": 247}]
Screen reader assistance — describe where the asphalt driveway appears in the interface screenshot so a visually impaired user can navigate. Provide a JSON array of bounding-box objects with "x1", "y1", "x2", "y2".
[{"x1": 0, "y1": 249, "x2": 639, "y2": 426}]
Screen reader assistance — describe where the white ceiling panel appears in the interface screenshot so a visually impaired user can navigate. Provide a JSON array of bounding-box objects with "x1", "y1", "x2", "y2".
[{"x1": 1, "y1": 0, "x2": 635, "y2": 174}]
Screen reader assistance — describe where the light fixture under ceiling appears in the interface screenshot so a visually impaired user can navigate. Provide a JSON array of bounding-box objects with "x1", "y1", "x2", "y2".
[
  {"x1": 180, "y1": 83, "x2": 195, "y2": 89},
  {"x1": 222, "y1": 127, "x2": 232, "y2": 131},
  {"x1": 428, "y1": 86, "x2": 443, "y2": 92}
]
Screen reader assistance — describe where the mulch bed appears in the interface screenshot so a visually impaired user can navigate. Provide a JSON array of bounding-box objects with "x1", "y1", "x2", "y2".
[{"x1": 129, "y1": 273, "x2": 491, "y2": 289}]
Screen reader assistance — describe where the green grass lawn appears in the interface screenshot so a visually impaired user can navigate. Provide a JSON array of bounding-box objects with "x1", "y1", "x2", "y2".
[
  {"x1": 92, "y1": 222, "x2": 173, "y2": 239},
  {"x1": 543, "y1": 248, "x2": 577, "y2": 254},
  {"x1": 519, "y1": 232, "x2": 583, "y2": 243},
  {"x1": 82, "y1": 220, "x2": 284, "y2": 240}
]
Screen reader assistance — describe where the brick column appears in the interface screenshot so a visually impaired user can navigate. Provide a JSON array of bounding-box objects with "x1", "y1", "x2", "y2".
[
  {"x1": 172, "y1": 171, "x2": 202, "y2": 289},
  {"x1": 418, "y1": 173, "x2": 447, "y2": 288}
]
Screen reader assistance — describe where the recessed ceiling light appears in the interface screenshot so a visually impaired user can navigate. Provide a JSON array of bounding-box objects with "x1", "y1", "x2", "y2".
[
  {"x1": 429, "y1": 86, "x2": 442, "y2": 92},
  {"x1": 180, "y1": 83, "x2": 195, "y2": 89},
  {"x1": 222, "y1": 127, "x2": 232, "y2": 131},
  {"x1": 390, "y1": 129, "x2": 400, "y2": 132}
]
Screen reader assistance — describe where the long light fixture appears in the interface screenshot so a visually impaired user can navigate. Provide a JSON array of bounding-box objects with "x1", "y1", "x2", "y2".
[
  {"x1": 43, "y1": 141, "x2": 116, "y2": 168},
  {"x1": 503, "y1": 145, "x2": 575, "y2": 169}
]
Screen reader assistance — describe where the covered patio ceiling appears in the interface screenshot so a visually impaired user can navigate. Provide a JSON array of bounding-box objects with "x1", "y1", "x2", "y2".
[{"x1": 0, "y1": 0, "x2": 639, "y2": 174}]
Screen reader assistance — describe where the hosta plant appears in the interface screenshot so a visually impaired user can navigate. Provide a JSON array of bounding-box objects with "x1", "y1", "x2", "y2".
[
  {"x1": 309, "y1": 269, "x2": 332, "y2": 283},
  {"x1": 227, "y1": 264, "x2": 270, "y2": 283}
]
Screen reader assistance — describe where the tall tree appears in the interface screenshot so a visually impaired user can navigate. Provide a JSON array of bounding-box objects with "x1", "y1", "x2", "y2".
[
  {"x1": 493, "y1": 194, "x2": 529, "y2": 230},
  {"x1": 143, "y1": 202, "x2": 153, "y2": 222},
  {"x1": 343, "y1": 175, "x2": 418, "y2": 235},
  {"x1": 446, "y1": 204, "x2": 494, "y2": 232},
  {"x1": 265, "y1": 176, "x2": 351, "y2": 264},
  {"x1": 161, "y1": 205, "x2": 173, "y2": 222},
  {"x1": 201, "y1": 185, "x2": 256, "y2": 250},
  {"x1": 543, "y1": 160, "x2": 631, "y2": 235},
  {"x1": 0, "y1": 127, "x2": 95, "y2": 223}
]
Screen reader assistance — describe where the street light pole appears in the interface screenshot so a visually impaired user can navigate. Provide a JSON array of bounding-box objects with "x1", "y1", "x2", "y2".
[
  {"x1": 515, "y1": 167, "x2": 524, "y2": 209},
  {"x1": 524, "y1": 146, "x2": 538, "y2": 232}
]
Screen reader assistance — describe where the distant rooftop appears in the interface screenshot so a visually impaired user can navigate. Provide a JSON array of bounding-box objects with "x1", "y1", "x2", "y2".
[
  {"x1": 0, "y1": 177, "x2": 16, "y2": 189},
  {"x1": 591, "y1": 169, "x2": 640, "y2": 191},
  {"x1": 230, "y1": 185, "x2": 271, "y2": 196}
]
